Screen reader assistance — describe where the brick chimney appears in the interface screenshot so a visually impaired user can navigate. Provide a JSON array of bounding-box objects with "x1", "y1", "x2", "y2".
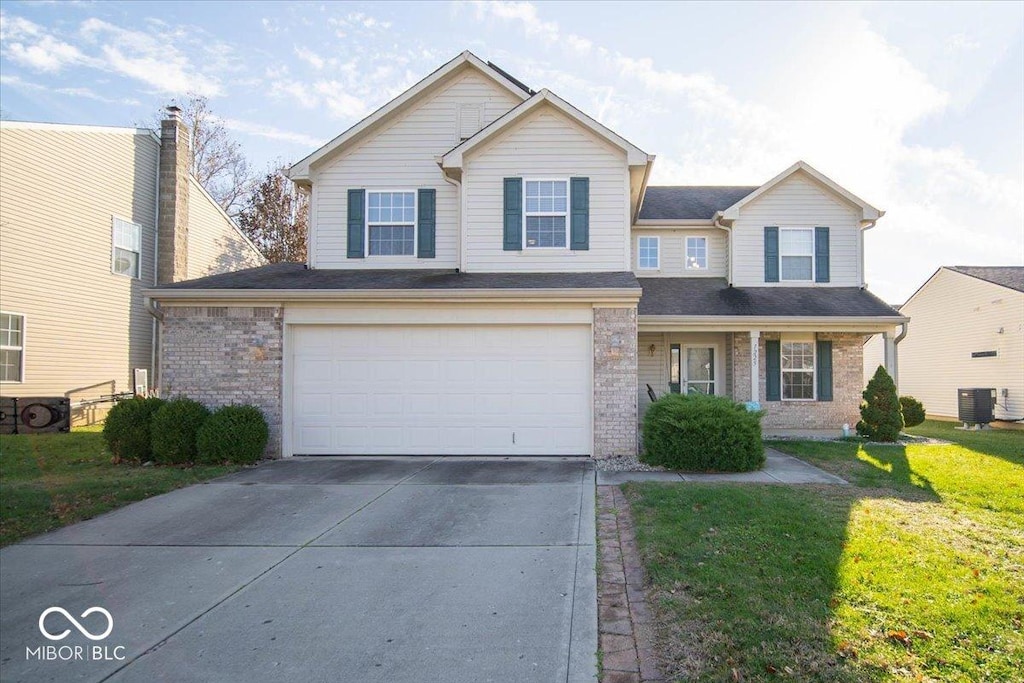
[{"x1": 157, "y1": 105, "x2": 190, "y2": 283}]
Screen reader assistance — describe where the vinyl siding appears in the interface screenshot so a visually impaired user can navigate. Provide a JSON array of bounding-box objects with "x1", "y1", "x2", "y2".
[
  {"x1": 862, "y1": 332, "x2": 888, "y2": 386},
  {"x1": 311, "y1": 68, "x2": 521, "y2": 269},
  {"x1": 631, "y1": 229, "x2": 727, "y2": 277},
  {"x1": 0, "y1": 126, "x2": 158, "y2": 408},
  {"x1": 463, "y1": 106, "x2": 629, "y2": 272},
  {"x1": 186, "y1": 177, "x2": 264, "y2": 279},
  {"x1": 895, "y1": 269, "x2": 1024, "y2": 420},
  {"x1": 731, "y1": 171, "x2": 862, "y2": 287}
]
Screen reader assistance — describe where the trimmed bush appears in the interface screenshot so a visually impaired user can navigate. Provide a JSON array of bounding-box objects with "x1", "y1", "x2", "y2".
[
  {"x1": 102, "y1": 397, "x2": 166, "y2": 462},
  {"x1": 857, "y1": 366, "x2": 904, "y2": 442},
  {"x1": 196, "y1": 405, "x2": 269, "y2": 465},
  {"x1": 900, "y1": 396, "x2": 926, "y2": 428},
  {"x1": 150, "y1": 398, "x2": 210, "y2": 465},
  {"x1": 641, "y1": 393, "x2": 765, "y2": 472}
]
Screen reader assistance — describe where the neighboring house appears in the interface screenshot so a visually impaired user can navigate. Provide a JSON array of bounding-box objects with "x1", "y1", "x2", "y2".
[
  {"x1": 864, "y1": 266, "x2": 1024, "y2": 421},
  {"x1": 0, "y1": 112, "x2": 265, "y2": 424},
  {"x1": 147, "y1": 52, "x2": 904, "y2": 458}
]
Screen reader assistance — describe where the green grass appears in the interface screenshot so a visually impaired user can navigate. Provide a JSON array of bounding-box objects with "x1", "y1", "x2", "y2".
[
  {"x1": 624, "y1": 421, "x2": 1023, "y2": 682},
  {"x1": 0, "y1": 426, "x2": 240, "y2": 546}
]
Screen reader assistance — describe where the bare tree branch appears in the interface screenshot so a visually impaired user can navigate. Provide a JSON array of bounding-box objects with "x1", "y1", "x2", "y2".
[{"x1": 237, "y1": 168, "x2": 308, "y2": 263}]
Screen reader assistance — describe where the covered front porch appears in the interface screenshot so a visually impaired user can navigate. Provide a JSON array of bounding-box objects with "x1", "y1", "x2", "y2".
[{"x1": 637, "y1": 325, "x2": 891, "y2": 435}]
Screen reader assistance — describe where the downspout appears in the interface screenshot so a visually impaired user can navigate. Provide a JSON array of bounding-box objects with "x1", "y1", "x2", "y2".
[
  {"x1": 713, "y1": 213, "x2": 732, "y2": 285},
  {"x1": 892, "y1": 320, "x2": 908, "y2": 390},
  {"x1": 439, "y1": 163, "x2": 463, "y2": 271}
]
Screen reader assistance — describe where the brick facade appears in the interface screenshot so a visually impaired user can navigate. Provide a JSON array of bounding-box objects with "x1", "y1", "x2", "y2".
[
  {"x1": 594, "y1": 307, "x2": 638, "y2": 458},
  {"x1": 160, "y1": 306, "x2": 283, "y2": 457},
  {"x1": 730, "y1": 331, "x2": 864, "y2": 430}
]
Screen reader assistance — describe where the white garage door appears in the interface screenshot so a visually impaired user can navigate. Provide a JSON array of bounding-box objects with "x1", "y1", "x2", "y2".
[{"x1": 290, "y1": 325, "x2": 591, "y2": 455}]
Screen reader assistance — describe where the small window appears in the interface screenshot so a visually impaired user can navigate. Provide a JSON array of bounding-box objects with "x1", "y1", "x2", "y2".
[
  {"x1": 637, "y1": 236, "x2": 659, "y2": 269},
  {"x1": 524, "y1": 180, "x2": 568, "y2": 248},
  {"x1": 0, "y1": 312, "x2": 24, "y2": 383},
  {"x1": 367, "y1": 191, "x2": 416, "y2": 256},
  {"x1": 112, "y1": 217, "x2": 142, "y2": 278},
  {"x1": 781, "y1": 340, "x2": 815, "y2": 400},
  {"x1": 686, "y1": 236, "x2": 707, "y2": 270},
  {"x1": 457, "y1": 103, "x2": 482, "y2": 141},
  {"x1": 780, "y1": 228, "x2": 814, "y2": 281}
]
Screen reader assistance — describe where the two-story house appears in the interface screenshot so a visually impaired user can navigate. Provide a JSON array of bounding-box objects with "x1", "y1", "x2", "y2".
[
  {"x1": 0, "y1": 110, "x2": 265, "y2": 425},
  {"x1": 147, "y1": 52, "x2": 905, "y2": 457}
]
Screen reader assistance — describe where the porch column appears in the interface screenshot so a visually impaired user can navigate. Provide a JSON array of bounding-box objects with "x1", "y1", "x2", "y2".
[{"x1": 749, "y1": 330, "x2": 760, "y2": 404}]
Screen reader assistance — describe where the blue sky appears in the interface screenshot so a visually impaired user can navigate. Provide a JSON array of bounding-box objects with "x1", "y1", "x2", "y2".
[{"x1": 1, "y1": 1, "x2": 1021, "y2": 302}]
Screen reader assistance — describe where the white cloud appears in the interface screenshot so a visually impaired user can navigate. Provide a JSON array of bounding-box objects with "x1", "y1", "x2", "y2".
[
  {"x1": 469, "y1": 1, "x2": 592, "y2": 56},
  {"x1": 79, "y1": 18, "x2": 222, "y2": 96},
  {"x1": 0, "y1": 14, "x2": 88, "y2": 72},
  {"x1": 0, "y1": 73, "x2": 140, "y2": 105},
  {"x1": 311, "y1": 80, "x2": 368, "y2": 119},
  {"x1": 294, "y1": 46, "x2": 324, "y2": 70},
  {"x1": 212, "y1": 115, "x2": 323, "y2": 148}
]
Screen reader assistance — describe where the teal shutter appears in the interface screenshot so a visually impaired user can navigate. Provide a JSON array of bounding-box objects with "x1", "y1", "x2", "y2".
[
  {"x1": 765, "y1": 339, "x2": 781, "y2": 401},
  {"x1": 503, "y1": 178, "x2": 522, "y2": 251},
  {"x1": 764, "y1": 226, "x2": 779, "y2": 282},
  {"x1": 417, "y1": 188, "x2": 436, "y2": 258},
  {"x1": 815, "y1": 227, "x2": 830, "y2": 283},
  {"x1": 347, "y1": 189, "x2": 365, "y2": 258},
  {"x1": 570, "y1": 177, "x2": 590, "y2": 250},
  {"x1": 816, "y1": 340, "x2": 833, "y2": 401}
]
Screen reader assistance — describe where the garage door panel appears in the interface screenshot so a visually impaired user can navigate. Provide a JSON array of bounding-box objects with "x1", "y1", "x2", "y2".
[{"x1": 291, "y1": 325, "x2": 591, "y2": 455}]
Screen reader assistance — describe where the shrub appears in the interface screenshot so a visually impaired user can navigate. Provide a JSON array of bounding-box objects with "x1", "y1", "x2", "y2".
[
  {"x1": 102, "y1": 397, "x2": 166, "y2": 462},
  {"x1": 900, "y1": 396, "x2": 926, "y2": 428},
  {"x1": 150, "y1": 398, "x2": 210, "y2": 465},
  {"x1": 641, "y1": 393, "x2": 764, "y2": 472},
  {"x1": 857, "y1": 366, "x2": 904, "y2": 442},
  {"x1": 196, "y1": 405, "x2": 269, "y2": 465}
]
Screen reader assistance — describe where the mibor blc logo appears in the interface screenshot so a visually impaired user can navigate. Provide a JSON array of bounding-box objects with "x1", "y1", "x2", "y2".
[{"x1": 26, "y1": 606, "x2": 126, "y2": 662}]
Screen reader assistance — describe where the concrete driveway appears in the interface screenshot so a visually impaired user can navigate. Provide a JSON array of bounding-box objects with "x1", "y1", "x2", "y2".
[{"x1": 0, "y1": 457, "x2": 596, "y2": 683}]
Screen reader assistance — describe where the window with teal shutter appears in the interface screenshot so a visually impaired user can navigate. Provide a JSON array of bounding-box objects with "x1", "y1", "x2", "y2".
[
  {"x1": 570, "y1": 177, "x2": 589, "y2": 250},
  {"x1": 816, "y1": 340, "x2": 833, "y2": 401},
  {"x1": 764, "y1": 226, "x2": 779, "y2": 282},
  {"x1": 814, "y1": 227, "x2": 830, "y2": 283},
  {"x1": 417, "y1": 188, "x2": 436, "y2": 258},
  {"x1": 765, "y1": 339, "x2": 781, "y2": 401},
  {"x1": 503, "y1": 178, "x2": 522, "y2": 251},
  {"x1": 347, "y1": 189, "x2": 365, "y2": 258}
]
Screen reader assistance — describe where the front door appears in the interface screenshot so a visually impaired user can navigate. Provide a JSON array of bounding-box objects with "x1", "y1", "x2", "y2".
[{"x1": 669, "y1": 344, "x2": 716, "y2": 395}]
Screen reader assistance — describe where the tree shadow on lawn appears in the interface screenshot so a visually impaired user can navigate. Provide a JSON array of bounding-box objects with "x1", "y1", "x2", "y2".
[{"x1": 623, "y1": 445, "x2": 942, "y2": 682}]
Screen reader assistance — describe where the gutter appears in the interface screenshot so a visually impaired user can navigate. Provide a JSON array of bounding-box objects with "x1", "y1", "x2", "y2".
[
  {"x1": 144, "y1": 287, "x2": 643, "y2": 304},
  {"x1": 638, "y1": 313, "x2": 909, "y2": 333},
  {"x1": 891, "y1": 319, "x2": 908, "y2": 386},
  {"x1": 712, "y1": 213, "x2": 732, "y2": 284},
  {"x1": 144, "y1": 296, "x2": 164, "y2": 321}
]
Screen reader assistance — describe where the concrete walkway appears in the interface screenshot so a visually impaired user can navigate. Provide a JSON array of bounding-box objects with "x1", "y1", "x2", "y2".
[
  {"x1": 0, "y1": 457, "x2": 596, "y2": 683},
  {"x1": 596, "y1": 448, "x2": 847, "y2": 486}
]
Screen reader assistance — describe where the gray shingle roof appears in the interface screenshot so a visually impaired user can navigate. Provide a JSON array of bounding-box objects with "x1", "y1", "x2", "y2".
[
  {"x1": 155, "y1": 263, "x2": 641, "y2": 291},
  {"x1": 947, "y1": 266, "x2": 1024, "y2": 293},
  {"x1": 638, "y1": 186, "x2": 758, "y2": 220},
  {"x1": 638, "y1": 278, "x2": 903, "y2": 317}
]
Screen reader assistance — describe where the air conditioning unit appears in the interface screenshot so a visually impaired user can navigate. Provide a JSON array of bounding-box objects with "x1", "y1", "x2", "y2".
[
  {"x1": 16, "y1": 397, "x2": 71, "y2": 434},
  {"x1": 0, "y1": 397, "x2": 16, "y2": 435},
  {"x1": 958, "y1": 388, "x2": 996, "y2": 426},
  {"x1": 134, "y1": 368, "x2": 149, "y2": 397}
]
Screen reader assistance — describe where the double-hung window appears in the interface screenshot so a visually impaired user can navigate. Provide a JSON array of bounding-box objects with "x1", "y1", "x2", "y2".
[
  {"x1": 781, "y1": 340, "x2": 815, "y2": 400},
  {"x1": 524, "y1": 180, "x2": 568, "y2": 248},
  {"x1": 112, "y1": 217, "x2": 142, "y2": 278},
  {"x1": 780, "y1": 228, "x2": 814, "y2": 281},
  {"x1": 637, "y1": 236, "x2": 659, "y2": 269},
  {"x1": 686, "y1": 236, "x2": 707, "y2": 270},
  {"x1": 367, "y1": 191, "x2": 416, "y2": 256},
  {"x1": 0, "y1": 312, "x2": 24, "y2": 383}
]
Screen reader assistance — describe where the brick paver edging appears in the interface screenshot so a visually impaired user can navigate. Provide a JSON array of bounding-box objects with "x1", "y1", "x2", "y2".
[{"x1": 597, "y1": 486, "x2": 662, "y2": 682}]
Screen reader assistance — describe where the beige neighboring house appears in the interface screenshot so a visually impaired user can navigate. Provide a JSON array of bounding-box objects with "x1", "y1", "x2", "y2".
[
  {"x1": 865, "y1": 266, "x2": 1024, "y2": 422},
  {"x1": 146, "y1": 51, "x2": 904, "y2": 458},
  {"x1": 0, "y1": 111, "x2": 265, "y2": 424}
]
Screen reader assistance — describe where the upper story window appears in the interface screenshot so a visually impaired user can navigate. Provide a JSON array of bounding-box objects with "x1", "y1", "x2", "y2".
[
  {"x1": 0, "y1": 312, "x2": 24, "y2": 383},
  {"x1": 686, "y1": 236, "x2": 707, "y2": 270},
  {"x1": 524, "y1": 180, "x2": 568, "y2": 248},
  {"x1": 637, "y1": 236, "x2": 659, "y2": 269},
  {"x1": 457, "y1": 103, "x2": 483, "y2": 142},
  {"x1": 781, "y1": 340, "x2": 815, "y2": 400},
  {"x1": 112, "y1": 217, "x2": 141, "y2": 279},
  {"x1": 780, "y1": 228, "x2": 814, "y2": 281},
  {"x1": 367, "y1": 191, "x2": 416, "y2": 256}
]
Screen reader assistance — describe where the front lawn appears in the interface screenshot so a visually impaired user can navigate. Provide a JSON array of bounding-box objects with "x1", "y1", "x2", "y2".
[
  {"x1": 624, "y1": 421, "x2": 1023, "y2": 682},
  {"x1": 0, "y1": 426, "x2": 240, "y2": 546}
]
